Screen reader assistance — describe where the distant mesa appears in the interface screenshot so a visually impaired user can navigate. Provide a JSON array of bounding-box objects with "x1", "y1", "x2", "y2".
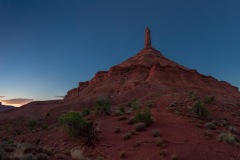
[{"x1": 0, "y1": 102, "x2": 16, "y2": 112}]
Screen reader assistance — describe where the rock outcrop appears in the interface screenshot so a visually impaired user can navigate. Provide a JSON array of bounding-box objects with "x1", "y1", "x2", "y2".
[{"x1": 64, "y1": 28, "x2": 240, "y2": 106}]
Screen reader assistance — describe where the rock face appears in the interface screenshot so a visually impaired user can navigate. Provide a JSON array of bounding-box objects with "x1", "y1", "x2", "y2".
[{"x1": 64, "y1": 28, "x2": 240, "y2": 106}]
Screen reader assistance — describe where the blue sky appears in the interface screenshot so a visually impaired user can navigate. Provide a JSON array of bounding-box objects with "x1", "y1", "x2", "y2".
[{"x1": 0, "y1": 0, "x2": 240, "y2": 106}]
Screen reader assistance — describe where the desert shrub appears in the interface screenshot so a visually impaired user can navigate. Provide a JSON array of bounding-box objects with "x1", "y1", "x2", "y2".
[
  {"x1": 122, "y1": 133, "x2": 132, "y2": 140},
  {"x1": 204, "y1": 122, "x2": 217, "y2": 130},
  {"x1": 81, "y1": 108, "x2": 90, "y2": 117},
  {"x1": 118, "y1": 105, "x2": 125, "y2": 114},
  {"x1": 119, "y1": 151, "x2": 126, "y2": 159},
  {"x1": 228, "y1": 126, "x2": 238, "y2": 134},
  {"x1": 70, "y1": 148, "x2": 90, "y2": 160},
  {"x1": 96, "y1": 157, "x2": 105, "y2": 160},
  {"x1": 144, "y1": 101, "x2": 153, "y2": 108},
  {"x1": 95, "y1": 99, "x2": 110, "y2": 115},
  {"x1": 58, "y1": 112, "x2": 95, "y2": 142},
  {"x1": 203, "y1": 96, "x2": 215, "y2": 104},
  {"x1": 46, "y1": 112, "x2": 50, "y2": 117},
  {"x1": 132, "y1": 108, "x2": 153, "y2": 126},
  {"x1": 134, "y1": 123, "x2": 146, "y2": 132},
  {"x1": 117, "y1": 116, "x2": 128, "y2": 121},
  {"x1": 152, "y1": 129, "x2": 160, "y2": 137},
  {"x1": 22, "y1": 153, "x2": 37, "y2": 160},
  {"x1": 114, "y1": 127, "x2": 121, "y2": 133},
  {"x1": 191, "y1": 101, "x2": 209, "y2": 119},
  {"x1": 41, "y1": 124, "x2": 48, "y2": 130},
  {"x1": 156, "y1": 138, "x2": 165, "y2": 147},
  {"x1": 159, "y1": 149, "x2": 168, "y2": 157},
  {"x1": 128, "y1": 98, "x2": 140, "y2": 110},
  {"x1": 171, "y1": 154, "x2": 178, "y2": 160},
  {"x1": 218, "y1": 132, "x2": 238, "y2": 145},
  {"x1": 203, "y1": 130, "x2": 212, "y2": 138},
  {"x1": 36, "y1": 147, "x2": 53, "y2": 156},
  {"x1": 36, "y1": 153, "x2": 49, "y2": 160},
  {"x1": 17, "y1": 143, "x2": 33, "y2": 154},
  {"x1": 0, "y1": 146, "x2": 7, "y2": 160},
  {"x1": 188, "y1": 91, "x2": 199, "y2": 101},
  {"x1": 28, "y1": 120, "x2": 38, "y2": 130}
]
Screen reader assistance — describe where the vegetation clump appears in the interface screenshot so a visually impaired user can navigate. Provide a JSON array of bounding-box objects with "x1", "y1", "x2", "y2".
[
  {"x1": 152, "y1": 129, "x2": 161, "y2": 137},
  {"x1": 70, "y1": 148, "x2": 90, "y2": 160},
  {"x1": 191, "y1": 101, "x2": 209, "y2": 119},
  {"x1": 122, "y1": 133, "x2": 132, "y2": 140},
  {"x1": 204, "y1": 122, "x2": 217, "y2": 130},
  {"x1": 128, "y1": 98, "x2": 140, "y2": 110},
  {"x1": 134, "y1": 123, "x2": 146, "y2": 132},
  {"x1": 188, "y1": 91, "x2": 199, "y2": 101},
  {"x1": 218, "y1": 132, "x2": 239, "y2": 146},
  {"x1": 119, "y1": 151, "x2": 127, "y2": 159},
  {"x1": 94, "y1": 98, "x2": 111, "y2": 115},
  {"x1": 81, "y1": 108, "x2": 90, "y2": 117},
  {"x1": 144, "y1": 101, "x2": 153, "y2": 108},
  {"x1": 28, "y1": 119, "x2": 38, "y2": 130},
  {"x1": 132, "y1": 108, "x2": 153, "y2": 126},
  {"x1": 58, "y1": 112, "x2": 97, "y2": 145},
  {"x1": 203, "y1": 96, "x2": 215, "y2": 104},
  {"x1": 118, "y1": 105, "x2": 125, "y2": 114},
  {"x1": 114, "y1": 127, "x2": 121, "y2": 133}
]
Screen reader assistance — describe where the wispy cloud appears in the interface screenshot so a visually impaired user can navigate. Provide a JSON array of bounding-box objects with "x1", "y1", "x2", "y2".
[
  {"x1": 55, "y1": 96, "x2": 64, "y2": 99},
  {"x1": 2, "y1": 98, "x2": 33, "y2": 106}
]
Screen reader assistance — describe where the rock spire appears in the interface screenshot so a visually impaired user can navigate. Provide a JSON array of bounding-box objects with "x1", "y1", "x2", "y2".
[{"x1": 144, "y1": 27, "x2": 152, "y2": 48}]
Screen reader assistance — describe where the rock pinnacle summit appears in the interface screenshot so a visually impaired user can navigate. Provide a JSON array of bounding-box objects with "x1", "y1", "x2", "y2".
[{"x1": 144, "y1": 27, "x2": 152, "y2": 48}]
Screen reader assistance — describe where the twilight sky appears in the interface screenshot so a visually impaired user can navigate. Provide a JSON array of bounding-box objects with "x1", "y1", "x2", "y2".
[{"x1": 1, "y1": 0, "x2": 240, "y2": 107}]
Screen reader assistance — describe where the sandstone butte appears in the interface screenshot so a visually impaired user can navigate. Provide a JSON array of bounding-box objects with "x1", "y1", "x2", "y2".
[{"x1": 0, "y1": 28, "x2": 240, "y2": 160}]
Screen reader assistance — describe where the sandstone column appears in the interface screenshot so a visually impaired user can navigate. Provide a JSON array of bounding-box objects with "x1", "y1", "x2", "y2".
[{"x1": 145, "y1": 27, "x2": 152, "y2": 48}]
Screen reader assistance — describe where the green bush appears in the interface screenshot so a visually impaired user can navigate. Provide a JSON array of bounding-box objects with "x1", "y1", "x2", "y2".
[
  {"x1": 144, "y1": 101, "x2": 153, "y2": 108},
  {"x1": 134, "y1": 123, "x2": 146, "y2": 132},
  {"x1": 36, "y1": 153, "x2": 49, "y2": 160},
  {"x1": 152, "y1": 129, "x2": 161, "y2": 137},
  {"x1": 41, "y1": 124, "x2": 48, "y2": 130},
  {"x1": 95, "y1": 99, "x2": 110, "y2": 115},
  {"x1": 204, "y1": 122, "x2": 217, "y2": 130},
  {"x1": 218, "y1": 132, "x2": 238, "y2": 145},
  {"x1": 58, "y1": 112, "x2": 94, "y2": 139},
  {"x1": 114, "y1": 127, "x2": 121, "y2": 133},
  {"x1": 132, "y1": 108, "x2": 153, "y2": 126},
  {"x1": 118, "y1": 105, "x2": 125, "y2": 114},
  {"x1": 191, "y1": 101, "x2": 209, "y2": 119},
  {"x1": 117, "y1": 116, "x2": 128, "y2": 121},
  {"x1": 119, "y1": 151, "x2": 127, "y2": 159},
  {"x1": 188, "y1": 91, "x2": 199, "y2": 101},
  {"x1": 28, "y1": 120, "x2": 37, "y2": 130},
  {"x1": 17, "y1": 143, "x2": 34, "y2": 154},
  {"x1": 96, "y1": 157, "x2": 105, "y2": 160},
  {"x1": 128, "y1": 98, "x2": 140, "y2": 110},
  {"x1": 22, "y1": 153, "x2": 37, "y2": 160},
  {"x1": 203, "y1": 96, "x2": 215, "y2": 104},
  {"x1": 0, "y1": 146, "x2": 7, "y2": 160},
  {"x1": 122, "y1": 133, "x2": 132, "y2": 140},
  {"x1": 81, "y1": 108, "x2": 90, "y2": 117},
  {"x1": 155, "y1": 138, "x2": 165, "y2": 147}
]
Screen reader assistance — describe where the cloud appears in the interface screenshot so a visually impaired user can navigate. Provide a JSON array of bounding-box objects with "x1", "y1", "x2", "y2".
[
  {"x1": 55, "y1": 96, "x2": 64, "y2": 98},
  {"x1": 2, "y1": 98, "x2": 33, "y2": 106},
  {"x1": 0, "y1": 96, "x2": 5, "y2": 98}
]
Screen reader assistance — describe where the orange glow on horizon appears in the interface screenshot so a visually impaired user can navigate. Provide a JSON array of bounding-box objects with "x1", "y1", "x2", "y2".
[{"x1": 1, "y1": 102, "x2": 24, "y2": 107}]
